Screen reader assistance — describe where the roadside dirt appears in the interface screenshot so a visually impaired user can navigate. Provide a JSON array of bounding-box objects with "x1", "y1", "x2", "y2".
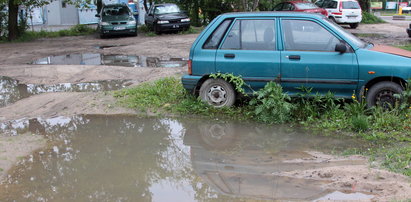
[{"x1": 0, "y1": 23, "x2": 410, "y2": 201}]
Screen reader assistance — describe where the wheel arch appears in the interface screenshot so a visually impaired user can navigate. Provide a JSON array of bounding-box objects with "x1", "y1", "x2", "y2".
[
  {"x1": 194, "y1": 75, "x2": 239, "y2": 96},
  {"x1": 364, "y1": 76, "x2": 407, "y2": 94}
]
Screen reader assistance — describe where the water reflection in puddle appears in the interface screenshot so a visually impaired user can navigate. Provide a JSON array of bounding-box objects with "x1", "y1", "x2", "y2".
[
  {"x1": 0, "y1": 76, "x2": 130, "y2": 107},
  {"x1": 0, "y1": 116, "x2": 374, "y2": 201},
  {"x1": 32, "y1": 53, "x2": 188, "y2": 68}
]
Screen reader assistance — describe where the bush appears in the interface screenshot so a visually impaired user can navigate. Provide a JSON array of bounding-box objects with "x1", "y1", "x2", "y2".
[
  {"x1": 361, "y1": 12, "x2": 385, "y2": 24},
  {"x1": 249, "y1": 82, "x2": 295, "y2": 124}
]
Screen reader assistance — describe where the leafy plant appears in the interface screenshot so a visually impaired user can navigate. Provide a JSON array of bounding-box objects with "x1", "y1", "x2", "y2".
[
  {"x1": 351, "y1": 114, "x2": 369, "y2": 132},
  {"x1": 210, "y1": 73, "x2": 248, "y2": 95},
  {"x1": 361, "y1": 12, "x2": 385, "y2": 24},
  {"x1": 249, "y1": 82, "x2": 294, "y2": 124}
]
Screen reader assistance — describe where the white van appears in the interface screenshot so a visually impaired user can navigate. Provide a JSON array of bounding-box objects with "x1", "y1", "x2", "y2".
[{"x1": 315, "y1": 0, "x2": 362, "y2": 29}]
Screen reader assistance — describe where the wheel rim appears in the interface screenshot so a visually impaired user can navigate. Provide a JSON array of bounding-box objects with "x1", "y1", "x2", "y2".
[
  {"x1": 376, "y1": 89, "x2": 396, "y2": 108},
  {"x1": 207, "y1": 85, "x2": 227, "y2": 106}
]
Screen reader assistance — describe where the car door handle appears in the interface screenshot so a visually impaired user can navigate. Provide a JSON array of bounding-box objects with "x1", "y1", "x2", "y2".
[
  {"x1": 288, "y1": 55, "x2": 301, "y2": 60},
  {"x1": 224, "y1": 54, "x2": 235, "y2": 59}
]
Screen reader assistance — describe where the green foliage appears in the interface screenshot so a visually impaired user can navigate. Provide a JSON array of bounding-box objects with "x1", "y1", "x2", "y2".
[
  {"x1": 398, "y1": 44, "x2": 411, "y2": 51},
  {"x1": 249, "y1": 82, "x2": 294, "y2": 124},
  {"x1": 210, "y1": 73, "x2": 247, "y2": 95},
  {"x1": 351, "y1": 115, "x2": 369, "y2": 132},
  {"x1": 361, "y1": 12, "x2": 385, "y2": 24},
  {"x1": 138, "y1": 25, "x2": 150, "y2": 33},
  {"x1": 382, "y1": 146, "x2": 411, "y2": 176},
  {"x1": 2, "y1": 24, "x2": 96, "y2": 42}
]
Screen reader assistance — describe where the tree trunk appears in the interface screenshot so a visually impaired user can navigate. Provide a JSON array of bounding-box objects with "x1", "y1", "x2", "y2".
[
  {"x1": 8, "y1": 0, "x2": 19, "y2": 41},
  {"x1": 252, "y1": 0, "x2": 260, "y2": 11},
  {"x1": 143, "y1": 0, "x2": 149, "y2": 12}
]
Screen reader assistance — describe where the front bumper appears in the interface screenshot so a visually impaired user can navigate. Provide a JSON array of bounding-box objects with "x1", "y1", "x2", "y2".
[
  {"x1": 101, "y1": 25, "x2": 137, "y2": 36},
  {"x1": 157, "y1": 22, "x2": 190, "y2": 32},
  {"x1": 181, "y1": 75, "x2": 201, "y2": 94}
]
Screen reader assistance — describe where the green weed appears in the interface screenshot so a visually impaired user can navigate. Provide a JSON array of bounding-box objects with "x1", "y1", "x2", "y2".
[{"x1": 361, "y1": 12, "x2": 386, "y2": 24}]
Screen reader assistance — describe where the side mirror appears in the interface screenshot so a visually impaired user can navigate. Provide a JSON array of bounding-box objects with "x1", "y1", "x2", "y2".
[
  {"x1": 95, "y1": 14, "x2": 100, "y2": 17},
  {"x1": 335, "y1": 42, "x2": 347, "y2": 53}
]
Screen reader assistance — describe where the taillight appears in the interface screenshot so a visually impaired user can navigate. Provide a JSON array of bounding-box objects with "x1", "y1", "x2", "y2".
[
  {"x1": 323, "y1": 10, "x2": 328, "y2": 16},
  {"x1": 339, "y1": 1, "x2": 343, "y2": 12},
  {"x1": 188, "y1": 59, "x2": 192, "y2": 75}
]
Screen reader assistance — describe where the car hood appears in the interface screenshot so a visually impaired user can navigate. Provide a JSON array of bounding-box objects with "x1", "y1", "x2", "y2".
[
  {"x1": 157, "y1": 13, "x2": 188, "y2": 20},
  {"x1": 103, "y1": 15, "x2": 132, "y2": 22},
  {"x1": 370, "y1": 45, "x2": 411, "y2": 58}
]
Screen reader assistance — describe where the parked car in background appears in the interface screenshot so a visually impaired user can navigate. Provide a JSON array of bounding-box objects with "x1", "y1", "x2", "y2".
[
  {"x1": 402, "y1": 5, "x2": 411, "y2": 13},
  {"x1": 181, "y1": 12, "x2": 411, "y2": 108},
  {"x1": 273, "y1": 1, "x2": 328, "y2": 16},
  {"x1": 315, "y1": 0, "x2": 362, "y2": 28},
  {"x1": 407, "y1": 23, "x2": 411, "y2": 37},
  {"x1": 96, "y1": 4, "x2": 137, "y2": 38},
  {"x1": 144, "y1": 3, "x2": 190, "y2": 34}
]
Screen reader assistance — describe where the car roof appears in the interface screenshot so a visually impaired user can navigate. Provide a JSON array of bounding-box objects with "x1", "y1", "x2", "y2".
[{"x1": 220, "y1": 11, "x2": 325, "y2": 19}]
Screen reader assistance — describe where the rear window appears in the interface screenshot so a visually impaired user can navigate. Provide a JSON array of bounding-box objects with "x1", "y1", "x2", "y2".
[
  {"x1": 342, "y1": 1, "x2": 360, "y2": 9},
  {"x1": 203, "y1": 19, "x2": 233, "y2": 49},
  {"x1": 295, "y1": 2, "x2": 318, "y2": 9}
]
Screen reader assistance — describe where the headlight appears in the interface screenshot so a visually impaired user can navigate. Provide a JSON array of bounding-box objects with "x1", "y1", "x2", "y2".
[
  {"x1": 181, "y1": 18, "x2": 190, "y2": 22},
  {"x1": 100, "y1": 22, "x2": 109, "y2": 26},
  {"x1": 127, "y1": 20, "x2": 136, "y2": 25},
  {"x1": 157, "y1": 20, "x2": 169, "y2": 24}
]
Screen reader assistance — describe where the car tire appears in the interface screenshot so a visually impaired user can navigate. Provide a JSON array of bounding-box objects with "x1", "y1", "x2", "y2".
[
  {"x1": 366, "y1": 81, "x2": 403, "y2": 108},
  {"x1": 199, "y1": 78, "x2": 236, "y2": 107},
  {"x1": 350, "y1": 23, "x2": 359, "y2": 29},
  {"x1": 154, "y1": 25, "x2": 161, "y2": 34}
]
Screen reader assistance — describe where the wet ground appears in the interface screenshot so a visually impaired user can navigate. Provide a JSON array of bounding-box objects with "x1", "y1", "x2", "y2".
[
  {"x1": 32, "y1": 53, "x2": 188, "y2": 68},
  {"x1": 0, "y1": 115, "x2": 381, "y2": 201},
  {"x1": 0, "y1": 76, "x2": 131, "y2": 107}
]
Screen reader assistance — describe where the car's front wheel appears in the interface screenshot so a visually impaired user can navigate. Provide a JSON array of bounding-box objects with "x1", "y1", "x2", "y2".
[
  {"x1": 199, "y1": 78, "x2": 236, "y2": 107},
  {"x1": 366, "y1": 81, "x2": 403, "y2": 108}
]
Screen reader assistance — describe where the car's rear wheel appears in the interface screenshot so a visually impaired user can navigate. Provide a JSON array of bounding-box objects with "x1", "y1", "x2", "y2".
[
  {"x1": 199, "y1": 78, "x2": 236, "y2": 107},
  {"x1": 366, "y1": 81, "x2": 403, "y2": 108},
  {"x1": 350, "y1": 23, "x2": 359, "y2": 29}
]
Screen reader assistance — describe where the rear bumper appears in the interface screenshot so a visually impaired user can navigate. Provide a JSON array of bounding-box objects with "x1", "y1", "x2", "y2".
[
  {"x1": 181, "y1": 75, "x2": 201, "y2": 93},
  {"x1": 334, "y1": 15, "x2": 362, "y2": 24},
  {"x1": 157, "y1": 22, "x2": 190, "y2": 32}
]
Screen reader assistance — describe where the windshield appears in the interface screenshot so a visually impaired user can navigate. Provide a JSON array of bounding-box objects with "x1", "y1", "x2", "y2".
[
  {"x1": 324, "y1": 18, "x2": 367, "y2": 48},
  {"x1": 295, "y1": 2, "x2": 318, "y2": 9},
  {"x1": 103, "y1": 6, "x2": 129, "y2": 16},
  {"x1": 154, "y1": 4, "x2": 181, "y2": 14},
  {"x1": 342, "y1": 1, "x2": 360, "y2": 9}
]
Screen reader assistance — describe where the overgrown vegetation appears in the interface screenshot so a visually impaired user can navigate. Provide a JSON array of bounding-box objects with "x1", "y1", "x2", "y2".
[
  {"x1": 0, "y1": 24, "x2": 95, "y2": 42},
  {"x1": 361, "y1": 12, "x2": 386, "y2": 24},
  {"x1": 399, "y1": 44, "x2": 411, "y2": 51},
  {"x1": 137, "y1": 25, "x2": 202, "y2": 37},
  {"x1": 115, "y1": 76, "x2": 411, "y2": 176}
]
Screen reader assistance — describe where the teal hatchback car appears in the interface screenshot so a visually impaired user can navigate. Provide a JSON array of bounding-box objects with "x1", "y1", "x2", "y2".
[{"x1": 182, "y1": 12, "x2": 411, "y2": 107}]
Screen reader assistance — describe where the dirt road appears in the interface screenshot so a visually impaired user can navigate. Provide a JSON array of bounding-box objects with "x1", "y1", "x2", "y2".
[{"x1": 0, "y1": 22, "x2": 410, "y2": 201}]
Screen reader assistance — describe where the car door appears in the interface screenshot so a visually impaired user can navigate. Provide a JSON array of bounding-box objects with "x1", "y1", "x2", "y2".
[
  {"x1": 279, "y1": 18, "x2": 358, "y2": 97},
  {"x1": 145, "y1": 6, "x2": 155, "y2": 27},
  {"x1": 215, "y1": 18, "x2": 281, "y2": 92}
]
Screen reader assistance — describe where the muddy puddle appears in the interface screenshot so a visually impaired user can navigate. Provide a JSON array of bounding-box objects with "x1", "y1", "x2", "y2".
[
  {"x1": 0, "y1": 115, "x2": 375, "y2": 201},
  {"x1": 32, "y1": 53, "x2": 188, "y2": 68},
  {"x1": 0, "y1": 76, "x2": 130, "y2": 107}
]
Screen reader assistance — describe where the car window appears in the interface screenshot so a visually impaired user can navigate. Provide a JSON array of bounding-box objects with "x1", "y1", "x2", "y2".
[
  {"x1": 325, "y1": 0, "x2": 338, "y2": 8},
  {"x1": 273, "y1": 3, "x2": 283, "y2": 11},
  {"x1": 102, "y1": 6, "x2": 129, "y2": 16},
  {"x1": 221, "y1": 19, "x2": 276, "y2": 51},
  {"x1": 282, "y1": 3, "x2": 295, "y2": 11},
  {"x1": 203, "y1": 19, "x2": 233, "y2": 49},
  {"x1": 282, "y1": 19, "x2": 340, "y2": 52},
  {"x1": 154, "y1": 4, "x2": 180, "y2": 14},
  {"x1": 295, "y1": 2, "x2": 318, "y2": 9},
  {"x1": 342, "y1": 1, "x2": 360, "y2": 9},
  {"x1": 315, "y1": 0, "x2": 324, "y2": 7}
]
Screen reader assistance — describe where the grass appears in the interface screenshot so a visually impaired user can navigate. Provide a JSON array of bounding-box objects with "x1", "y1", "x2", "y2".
[
  {"x1": 138, "y1": 24, "x2": 203, "y2": 37},
  {"x1": 362, "y1": 12, "x2": 386, "y2": 24},
  {"x1": 399, "y1": 44, "x2": 411, "y2": 51},
  {"x1": 115, "y1": 77, "x2": 411, "y2": 176},
  {"x1": 1, "y1": 24, "x2": 96, "y2": 43}
]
